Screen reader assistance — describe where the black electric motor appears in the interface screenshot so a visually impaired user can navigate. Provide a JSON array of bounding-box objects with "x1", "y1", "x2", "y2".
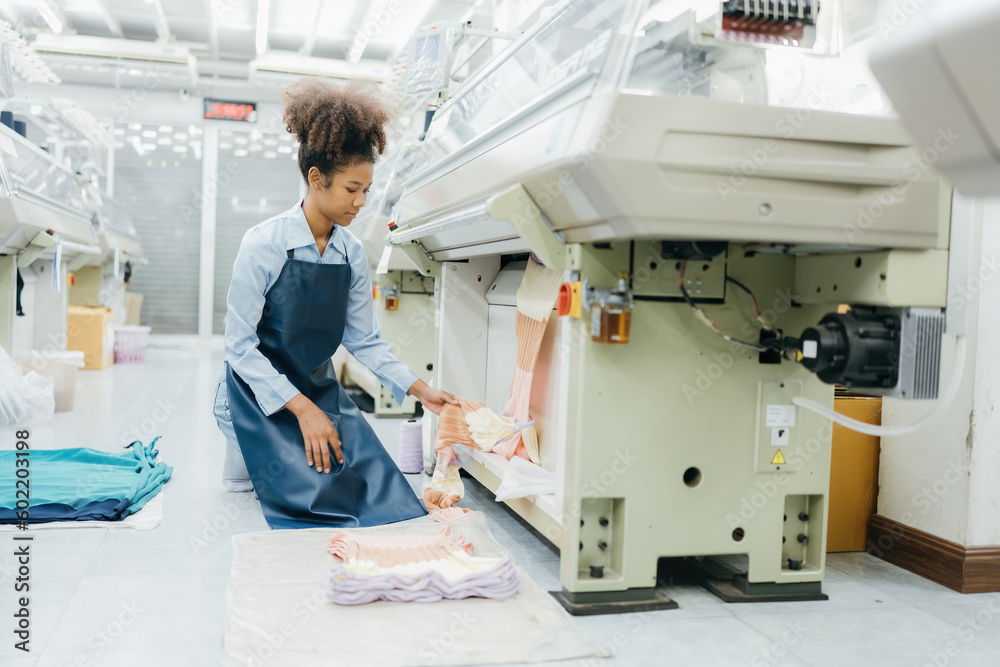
[{"x1": 798, "y1": 308, "x2": 901, "y2": 390}]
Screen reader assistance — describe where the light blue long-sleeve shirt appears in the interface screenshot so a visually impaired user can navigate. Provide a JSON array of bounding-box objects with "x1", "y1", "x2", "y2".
[{"x1": 220, "y1": 201, "x2": 419, "y2": 417}]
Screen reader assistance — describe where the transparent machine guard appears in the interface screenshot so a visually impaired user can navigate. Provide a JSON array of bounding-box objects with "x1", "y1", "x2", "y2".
[
  {"x1": 0, "y1": 130, "x2": 82, "y2": 209},
  {"x1": 622, "y1": 0, "x2": 893, "y2": 117},
  {"x1": 418, "y1": 0, "x2": 634, "y2": 173}
]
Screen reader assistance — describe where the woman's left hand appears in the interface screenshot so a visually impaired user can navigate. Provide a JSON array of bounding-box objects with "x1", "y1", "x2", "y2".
[{"x1": 408, "y1": 380, "x2": 459, "y2": 416}]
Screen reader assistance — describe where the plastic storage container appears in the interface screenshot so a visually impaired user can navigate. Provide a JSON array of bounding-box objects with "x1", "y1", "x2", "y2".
[
  {"x1": 16, "y1": 350, "x2": 86, "y2": 412},
  {"x1": 114, "y1": 325, "x2": 152, "y2": 364}
]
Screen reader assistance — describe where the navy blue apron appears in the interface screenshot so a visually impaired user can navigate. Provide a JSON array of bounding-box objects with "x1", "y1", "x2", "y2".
[{"x1": 226, "y1": 246, "x2": 426, "y2": 529}]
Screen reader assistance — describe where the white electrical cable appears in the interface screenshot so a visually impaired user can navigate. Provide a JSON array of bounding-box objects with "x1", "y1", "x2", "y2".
[{"x1": 791, "y1": 335, "x2": 967, "y2": 438}]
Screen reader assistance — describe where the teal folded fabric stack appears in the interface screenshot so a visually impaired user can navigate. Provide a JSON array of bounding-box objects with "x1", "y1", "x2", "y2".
[{"x1": 0, "y1": 438, "x2": 172, "y2": 523}]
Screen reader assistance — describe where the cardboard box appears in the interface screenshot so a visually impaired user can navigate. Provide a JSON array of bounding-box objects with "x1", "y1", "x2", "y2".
[
  {"x1": 827, "y1": 397, "x2": 882, "y2": 552},
  {"x1": 67, "y1": 305, "x2": 116, "y2": 369},
  {"x1": 124, "y1": 291, "x2": 143, "y2": 326}
]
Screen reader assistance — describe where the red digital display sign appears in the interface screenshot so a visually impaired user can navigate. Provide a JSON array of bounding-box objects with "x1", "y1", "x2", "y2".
[{"x1": 203, "y1": 99, "x2": 257, "y2": 122}]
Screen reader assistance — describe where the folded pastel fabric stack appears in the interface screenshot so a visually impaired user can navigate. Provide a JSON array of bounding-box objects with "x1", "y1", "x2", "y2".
[
  {"x1": 0, "y1": 439, "x2": 172, "y2": 523},
  {"x1": 326, "y1": 525, "x2": 520, "y2": 605}
]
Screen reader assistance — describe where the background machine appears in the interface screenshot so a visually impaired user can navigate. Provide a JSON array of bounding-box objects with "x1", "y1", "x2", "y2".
[{"x1": 386, "y1": 0, "x2": 967, "y2": 612}]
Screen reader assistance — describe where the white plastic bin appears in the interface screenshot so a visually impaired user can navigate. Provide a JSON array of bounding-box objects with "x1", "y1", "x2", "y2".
[
  {"x1": 16, "y1": 350, "x2": 86, "y2": 412},
  {"x1": 114, "y1": 325, "x2": 152, "y2": 364}
]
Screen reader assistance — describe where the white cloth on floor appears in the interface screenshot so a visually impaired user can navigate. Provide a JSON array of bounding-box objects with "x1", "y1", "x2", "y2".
[
  {"x1": 223, "y1": 512, "x2": 609, "y2": 667},
  {"x1": 494, "y1": 455, "x2": 557, "y2": 502}
]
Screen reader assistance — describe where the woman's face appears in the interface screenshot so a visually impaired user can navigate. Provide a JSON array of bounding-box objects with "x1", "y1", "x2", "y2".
[{"x1": 310, "y1": 161, "x2": 374, "y2": 227}]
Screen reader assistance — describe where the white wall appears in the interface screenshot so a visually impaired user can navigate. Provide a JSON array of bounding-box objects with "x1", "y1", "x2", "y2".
[
  {"x1": 968, "y1": 197, "x2": 1000, "y2": 546},
  {"x1": 879, "y1": 195, "x2": 1000, "y2": 548}
]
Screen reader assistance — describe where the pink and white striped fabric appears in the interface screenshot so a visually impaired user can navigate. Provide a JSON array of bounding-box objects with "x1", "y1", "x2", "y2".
[{"x1": 325, "y1": 525, "x2": 520, "y2": 605}]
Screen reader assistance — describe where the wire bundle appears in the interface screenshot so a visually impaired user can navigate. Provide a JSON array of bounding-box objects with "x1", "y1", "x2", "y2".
[{"x1": 397, "y1": 418, "x2": 424, "y2": 474}]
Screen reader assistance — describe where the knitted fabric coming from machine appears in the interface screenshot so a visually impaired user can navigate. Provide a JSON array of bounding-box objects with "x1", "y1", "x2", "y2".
[
  {"x1": 325, "y1": 524, "x2": 520, "y2": 605},
  {"x1": 423, "y1": 258, "x2": 563, "y2": 509}
]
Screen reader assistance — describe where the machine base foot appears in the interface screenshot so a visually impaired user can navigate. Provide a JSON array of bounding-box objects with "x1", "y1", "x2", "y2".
[
  {"x1": 702, "y1": 576, "x2": 828, "y2": 603},
  {"x1": 549, "y1": 588, "x2": 678, "y2": 616},
  {"x1": 659, "y1": 557, "x2": 828, "y2": 603}
]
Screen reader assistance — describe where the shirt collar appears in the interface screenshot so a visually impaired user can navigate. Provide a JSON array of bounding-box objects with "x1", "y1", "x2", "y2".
[{"x1": 286, "y1": 200, "x2": 337, "y2": 252}]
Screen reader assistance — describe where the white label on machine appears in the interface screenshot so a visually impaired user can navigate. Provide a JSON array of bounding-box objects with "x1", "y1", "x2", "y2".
[
  {"x1": 770, "y1": 427, "x2": 790, "y2": 448},
  {"x1": 802, "y1": 340, "x2": 818, "y2": 359},
  {"x1": 376, "y1": 246, "x2": 392, "y2": 275},
  {"x1": 766, "y1": 404, "x2": 796, "y2": 428}
]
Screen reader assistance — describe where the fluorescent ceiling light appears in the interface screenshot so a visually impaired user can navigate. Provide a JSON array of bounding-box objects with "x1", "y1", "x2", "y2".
[
  {"x1": 250, "y1": 50, "x2": 390, "y2": 82},
  {"x1": 256, "y1": 0, "x2": 271, "y2": 56},
  {"x1": 33, "y1": 34, "x2": 192, "y2": 63},
  {"x1": 142, "y1": 130, "x2": 157, "y2": 138},
  {"x1": 31, "y1": 33, "x2": 198, "y2": 86},
  {"x1": 33, "y1": 0, "x2": 63, "y2": 34}
]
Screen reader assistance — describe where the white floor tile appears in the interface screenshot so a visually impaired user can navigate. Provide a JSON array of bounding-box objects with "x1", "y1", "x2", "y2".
[{"x1": 740, "y1": 606, "x2": 1000, "y2": 667}]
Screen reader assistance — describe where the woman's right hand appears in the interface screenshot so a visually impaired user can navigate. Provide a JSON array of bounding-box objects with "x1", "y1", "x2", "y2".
[{"x1": 284, "y1": 394, "x2": 342, "y2": 472}]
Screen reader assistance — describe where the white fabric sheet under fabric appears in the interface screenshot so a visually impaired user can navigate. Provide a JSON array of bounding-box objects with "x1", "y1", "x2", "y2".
[
  {"x1": 224, "y1": 512, "x2": 609, "y2": 667},
  {"x1": 494, "y1": 455, "x2": 558, "y2": 502},
  {"x1": 0, "y1": 492, "x2": 164, "y2": 531}
]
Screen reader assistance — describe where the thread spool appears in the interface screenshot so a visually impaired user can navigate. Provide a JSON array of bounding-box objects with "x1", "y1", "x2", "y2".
[
  {"x1": 0, "y1": 111, "x2": 13, "y2": 129},
  {"x1": 13, "y1": 120, "x2": 26, "y2": 138},
  {"x1": 398, "y1": 418, "x2": 424, "y2": 474}
]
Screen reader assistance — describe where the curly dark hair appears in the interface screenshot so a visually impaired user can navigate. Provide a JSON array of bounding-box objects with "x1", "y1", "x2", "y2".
[{"x1": 282, "y1": 77, "x2": 395, "y2": 185}]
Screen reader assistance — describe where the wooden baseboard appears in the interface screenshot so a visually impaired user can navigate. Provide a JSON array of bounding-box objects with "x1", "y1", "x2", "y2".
[{"x1": 867, "y1": 514, "x2": 1000, "y2": 594}]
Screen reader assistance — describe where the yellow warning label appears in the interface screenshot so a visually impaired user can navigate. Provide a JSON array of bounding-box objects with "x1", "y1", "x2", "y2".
[{"x1": 770, "y1": 450, "x2": 786, "y2": 465}]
